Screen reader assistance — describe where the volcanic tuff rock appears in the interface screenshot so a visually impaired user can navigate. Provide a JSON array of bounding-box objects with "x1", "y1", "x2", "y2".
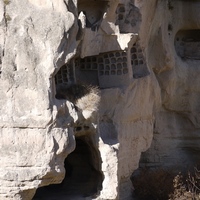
[{"x1": 0, "y1": 0, "x2": 199, "y2": 199}]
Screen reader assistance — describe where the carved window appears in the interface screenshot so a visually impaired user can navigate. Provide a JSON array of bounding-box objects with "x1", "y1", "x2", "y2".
[
  {"x1": 55, "y1": 62, "x2": 75, "y2": 85},
  {"x1": 131, "y1": 42, "x2": 149, "y2": 78},
  {"x1": 115, "y1": 4, "x2": 126, "y2": 26},
  {"x1": 175, "y1": 30, "x2": 200, "y2": 60},
  {"x1": 75, "y1": 57, "x2": 98, "y2": 71},
  {"x1": 98, "y1": 51, "x2": 128, "y2": 76}
]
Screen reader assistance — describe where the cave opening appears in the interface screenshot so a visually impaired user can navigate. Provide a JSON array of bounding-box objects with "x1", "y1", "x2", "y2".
[
  {"x1": 78, "y1": 0, "x2": 108, "y2": 31},
  {"x1": 33, "y1": 137, "x2": 103, "y2": 199}
]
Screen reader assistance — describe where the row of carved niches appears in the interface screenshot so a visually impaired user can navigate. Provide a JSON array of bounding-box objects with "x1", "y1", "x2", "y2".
[
  {"x1": 75, "y1": 51, "x2": 128, "y2": 76},
  {"x1": 55, "y1": 63, "x2": 75, "y2": 85},
  {"x1": 131, "y1": 42, "x2": 150, "y2": 78},
  {"x1": 115, "y1": 3, "x2": 141, "y2": 33},
  {"x1": 75, "y1": 51, "x2": 130, "y2": 88},
  {"x1": 175, "y1": 30, "x2": 200, "y2": 60},
  {"x1": 98, "y1": 51, "x2": 128, "y2": 76},
  {"x1": 78, "y1": 0, "x2": 108, "y2": 31}
]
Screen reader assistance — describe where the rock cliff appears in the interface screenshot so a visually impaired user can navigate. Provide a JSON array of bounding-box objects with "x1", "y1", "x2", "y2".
[{"x1": 0, "y1": 0, "x2": 199, "y2": 199}]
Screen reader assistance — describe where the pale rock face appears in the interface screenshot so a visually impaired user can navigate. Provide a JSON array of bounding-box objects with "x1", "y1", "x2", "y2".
[
  {"x1": 0, "y1": 0, "x2": 77, "y2": 199},
  {"x1": 0, "y1": 0, "x2": 199, "y2": 199},
  {"x1": 140, "y1": 0, "x2": 200, "y2": 171}
]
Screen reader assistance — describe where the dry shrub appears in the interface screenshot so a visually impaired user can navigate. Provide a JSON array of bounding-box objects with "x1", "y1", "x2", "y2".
[
  {"x1": 169, "y1": 167, "x2": 200, "y2": 200},
  {"x1": 131, "y1": 168, "x2": 175, "y2": 200},
  {"x1": 56, "y1": 83, "x2": 100, "y2": 111},
  {"x1": 131, "y1": 167, "x2": 200, "y2": 200}
]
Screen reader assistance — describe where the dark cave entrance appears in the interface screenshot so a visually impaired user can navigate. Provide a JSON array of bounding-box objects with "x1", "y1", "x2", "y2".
[
  {"x1": 33, "y1": 137, "x2": 103, "y2": 199},
  {"x1": 62, "y1": 137, "x2": 103, "y2": 196}
]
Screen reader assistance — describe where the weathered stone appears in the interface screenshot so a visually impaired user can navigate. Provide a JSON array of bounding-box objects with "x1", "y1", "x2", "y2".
[
  {"x1": 0, "y1": 0, "x2": 200, "y2": 199},
  {"x1": 140, "y1": 0, "x2": 200, "y2": 171}
]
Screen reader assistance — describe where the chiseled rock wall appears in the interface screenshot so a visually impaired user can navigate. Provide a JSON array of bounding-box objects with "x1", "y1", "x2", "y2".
[
  {"x1": 0, "y1": 0, "x2": 199, "y2": 199},
  {"x1": 140, "y1": 0, "x2": 200, "y2": 170}
]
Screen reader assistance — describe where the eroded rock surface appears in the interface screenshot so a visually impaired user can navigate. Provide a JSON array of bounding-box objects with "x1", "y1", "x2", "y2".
[
  {"x1": 0, "y1": 0, "x2": 199, "y2": 199},
  {"x1": 140, "y1": 0, "x2": 200, "y2": 171}
]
